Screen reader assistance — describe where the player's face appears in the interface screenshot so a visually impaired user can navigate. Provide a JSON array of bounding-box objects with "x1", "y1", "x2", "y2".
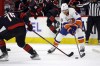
[{"x1": 62, "y1": 9, "x2": 69, "y2": 15}]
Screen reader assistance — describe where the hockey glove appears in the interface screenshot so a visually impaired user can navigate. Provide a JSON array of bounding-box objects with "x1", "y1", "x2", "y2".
[
  {"x1": 27, "y1": 23, "x2": 33, "y2": 31},
  {"x1": 34, "y1": 15, "x2": 37, "y2": 19},
  {"x1": 68, "y1": 26, "x2": 77, "y2": 35}
]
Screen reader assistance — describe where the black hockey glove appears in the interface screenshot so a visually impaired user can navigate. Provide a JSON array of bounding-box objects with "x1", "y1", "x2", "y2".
[
  {"x1": 27, "y1": 23, "x2": 33, "y2": 31},
  {"x1": 34, "y1": 15, "x2": 37, "y2": 19}
]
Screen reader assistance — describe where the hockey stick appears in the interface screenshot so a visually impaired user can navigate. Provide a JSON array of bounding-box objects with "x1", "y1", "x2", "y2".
[
  {"x1": 32, "y1": 30, "x2": 74, "y2": 57},
  {"x1": 74, "y1": 35, "x2": 85, "y2": 58}
]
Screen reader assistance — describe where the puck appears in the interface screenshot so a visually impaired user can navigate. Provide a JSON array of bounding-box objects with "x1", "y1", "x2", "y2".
[{"x1": 75, "y1": 57, "x2": 79, "y2": 59}]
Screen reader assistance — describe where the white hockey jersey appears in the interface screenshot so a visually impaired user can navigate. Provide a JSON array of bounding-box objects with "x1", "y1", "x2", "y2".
[{"x1": 60, "y1": 8, "x2": 81, "y2": 25}]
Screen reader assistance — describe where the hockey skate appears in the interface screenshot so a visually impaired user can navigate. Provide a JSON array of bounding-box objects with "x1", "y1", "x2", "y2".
[
  {"x1": 80, "y1": 46, "x2": 85, "y2": 52},
  {"x1": 80, "y1": 46, "x2": 85, "y2": 58},
  {"x1": 0, "y1": 53, "x2": 8, "y2": 61},
  {"x1": 30, "y1": 54, "x2": 40, "y2": 60},
  {"x1": 48, "y1": 47, "x2": 56, "y2": 53}
]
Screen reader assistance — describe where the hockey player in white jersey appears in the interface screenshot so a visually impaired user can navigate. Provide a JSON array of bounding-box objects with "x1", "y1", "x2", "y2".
[{"x1": 48, "y1": 3, "x2": 85, "y2": 54}]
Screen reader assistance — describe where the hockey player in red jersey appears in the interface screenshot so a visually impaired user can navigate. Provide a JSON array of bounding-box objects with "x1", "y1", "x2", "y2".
[
  {"x1": 0, "y1": 11, "x2": 40, "y2": 60},
  {"x1": 45, "y1": 1, "x2": 60, "y2": 34},
  {"x1": 46, "y1": 7, "x2": 60, "y2": 34}
]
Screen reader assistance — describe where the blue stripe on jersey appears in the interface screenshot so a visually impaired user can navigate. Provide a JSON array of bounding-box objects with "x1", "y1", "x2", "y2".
[
  {"x1": 76, "y1": 17, "x2": 81, "y2": 20},
  {"x1": 78, "y1": 36, "x2": 84, "y2": 39},
  {"x1": 60, "y1": 27, "x2": 69, "y2": 35},
  {"x1": 62, "y1": 22, "x2": 69, "y2": 25}
]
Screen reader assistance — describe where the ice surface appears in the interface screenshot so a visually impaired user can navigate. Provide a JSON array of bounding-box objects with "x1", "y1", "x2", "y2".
[{"x1": 0, "y1": 44, "x2": 100, "y2": 66}]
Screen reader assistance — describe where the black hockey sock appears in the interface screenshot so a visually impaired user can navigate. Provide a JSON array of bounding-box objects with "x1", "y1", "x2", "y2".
[{"x1": 23, "y1": 44, "x2": 37, "y2": 55}]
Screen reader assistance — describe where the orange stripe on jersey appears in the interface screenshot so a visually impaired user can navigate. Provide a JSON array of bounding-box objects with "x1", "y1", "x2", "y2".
[
  {"x1": 75, "y1": 20, "x2": 82, "y2": 28},
  {"x1": 64, "y1": 24, "x2": 72, "y2": 29},
  {"x1": 78, "y1": 39, "x2": 84, "y2": 43}
]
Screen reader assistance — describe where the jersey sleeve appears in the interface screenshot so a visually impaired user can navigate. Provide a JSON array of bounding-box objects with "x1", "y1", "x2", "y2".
[
  {"x1": 71, "y1": 8, "x2": 81, "y2": 20},
  {"x1": 60, "y1": 12, "x2": 67, "y2": 23},
  {"x1": 60, "y1": 13, "x2": 63, "y2": 23},
  {"x1": 20, "y1": 12, "x2": 31, "y2": 25}
]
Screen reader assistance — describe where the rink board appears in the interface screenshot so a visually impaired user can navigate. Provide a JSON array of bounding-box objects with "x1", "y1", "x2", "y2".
[
  {"x1": 6, "y1": 37, "x2": 98, "y2": 45},
  {"x1": 2, "y1": 17, "x2": 98, "y2": 45}
]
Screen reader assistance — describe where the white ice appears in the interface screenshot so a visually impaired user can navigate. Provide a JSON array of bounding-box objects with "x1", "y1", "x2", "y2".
[{"x1": 0, "y1": 43, "x2": 100, "y2": 66}]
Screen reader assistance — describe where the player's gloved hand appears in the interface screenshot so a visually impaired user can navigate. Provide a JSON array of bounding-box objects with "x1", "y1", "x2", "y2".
[
  {"x1": 68, "y1": 28, "x2": 75, "y2": 35},
  {"x1": 34, "y1": 15, "x2": 37, "y2": 19},
  {"x1": 27, "y1": 23, "x2": 33, "y2": 31},
  {"x1": 72, "y1": 24, "x2": 79, "y2": 28},
  {"x1": 68, "y1": 26, "x2": 77, "y2": 35}
]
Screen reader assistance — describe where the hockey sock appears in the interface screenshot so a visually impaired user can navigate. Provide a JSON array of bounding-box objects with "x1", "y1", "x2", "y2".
[
  {"x1": 78, "y1": 38, "x2": 85, "y2": 50},
  {"x1": 49, "y1": 25, "x2": 57, "y2": 34},
  {"x1": 0, "y1": 40, "x2": 8, "y2": 54},
  {"x1": 23, "y1": 44, "x2": 37, "y2": 55},
  {"x1": 49, "y1": 16, "x2": 55, "y2": 22},
  {"x1": 54, "y1": 41, "x2": 59, "y2": 47}
]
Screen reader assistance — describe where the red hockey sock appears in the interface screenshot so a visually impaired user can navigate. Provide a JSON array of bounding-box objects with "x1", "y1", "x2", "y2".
[
  {"x1": 49, "y1": 25, "x2": 57, "y2": 34},
  {"x1": 23, "y1": 44, "x2": 37, "y2": 55},
  {"x1": 0, "y1": 40, "x2": 7, "y2": 54}
]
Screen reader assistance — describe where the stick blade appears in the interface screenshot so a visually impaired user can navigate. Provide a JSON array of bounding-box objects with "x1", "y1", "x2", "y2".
[{"x1": 67, "y1": 52, "x2": 74, "y2": 57}]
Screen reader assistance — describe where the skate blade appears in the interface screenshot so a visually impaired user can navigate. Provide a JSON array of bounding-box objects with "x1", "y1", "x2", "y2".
[
  {"x1": 0, "y1": 58, "x2": 9, "y2": 62},
  {"x1": 0, "y1": 55, "x2": 9, "y2": 61},
  {"x1": 0, "y1": 60, "x2": 8, "y2": 62},
  {"x1": 31, "y1": 56, "x2": 41, "y2": 60}
]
